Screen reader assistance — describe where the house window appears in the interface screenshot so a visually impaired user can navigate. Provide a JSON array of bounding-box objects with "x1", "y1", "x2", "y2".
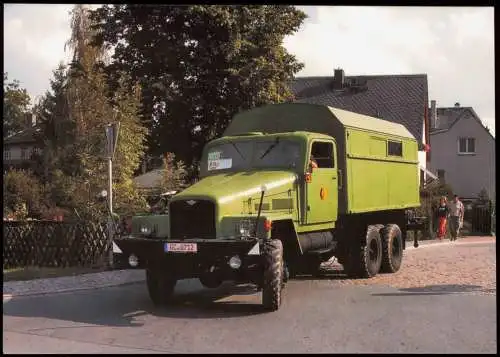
[
  {"x1": 311, "y1": 141, "x2": 334, "y2": 168},
  {"x1": 458, "y1": 137, "x2": 475, "y2": 154},
  {"x1": 4, "y1": 149, "x2": 11, "y2": 161},
  {"x1": 388, "y1": 140, "x2": 403, "y2": 157}
]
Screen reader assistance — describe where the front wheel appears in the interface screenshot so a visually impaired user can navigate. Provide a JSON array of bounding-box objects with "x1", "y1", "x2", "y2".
[
  {"x1": 262, "y1": 239, "x2": 284, "y2": 311},
  {"x1": 146, "y1": 269, "x2": 177, "y2": 306}
]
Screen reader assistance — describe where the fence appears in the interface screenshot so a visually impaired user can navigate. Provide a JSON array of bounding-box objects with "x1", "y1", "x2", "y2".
[{"x1": 3, "y1": 220, "x2": 110, "y2": 269}]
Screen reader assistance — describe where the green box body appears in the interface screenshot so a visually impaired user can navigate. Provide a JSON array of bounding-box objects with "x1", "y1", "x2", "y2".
[{"x1": 131, "y1": 103, "x2": 419, "y2": 243}]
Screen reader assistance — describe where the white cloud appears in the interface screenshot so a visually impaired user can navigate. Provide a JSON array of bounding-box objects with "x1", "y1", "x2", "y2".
[
  {"x1": 3, "y1": 5, "x2": 495, "y2": 136},
  {"x1": 4, "y1": 4, "x2": 73, "y2": 103}
]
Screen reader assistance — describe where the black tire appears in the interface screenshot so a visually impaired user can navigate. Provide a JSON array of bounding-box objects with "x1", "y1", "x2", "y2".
[
  {"x1": 146, "y1": 269, "x2": 177, "y2": 306},
  {"x1": 262, "y1": 239, "x2": 284, "y2": 311},
  {"x1": 380, "y1": 224, "x2": 403, "y2": 273},
  {"x1": 343, "y1": 225, "x2": 383, "y2": 278},
  {"x1": 199, "y1": 274, "x2": 223, "y2": 289}
]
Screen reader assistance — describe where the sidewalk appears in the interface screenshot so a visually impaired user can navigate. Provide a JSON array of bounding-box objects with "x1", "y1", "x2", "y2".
[{"x1": 3, "y1": 269, "x2": 145, "y2": 299}]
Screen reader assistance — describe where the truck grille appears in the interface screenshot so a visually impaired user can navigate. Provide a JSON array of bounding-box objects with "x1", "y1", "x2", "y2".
[{"x1": 170, "y1": 199, "x2": 216, "y2": 239}]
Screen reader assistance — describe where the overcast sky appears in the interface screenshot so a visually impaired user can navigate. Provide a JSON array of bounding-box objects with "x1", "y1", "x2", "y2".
[{"x1": 4, "y1": 5, "x2": 495, "y2": 135}]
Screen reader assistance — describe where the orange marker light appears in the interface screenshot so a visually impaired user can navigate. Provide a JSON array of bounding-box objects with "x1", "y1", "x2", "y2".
[
  {"x1": 264, "y1": 219, "x2": 272, "y2": 232},
  {"x1": 320, "y1": 187, "x2": 328, "y2": 200}
]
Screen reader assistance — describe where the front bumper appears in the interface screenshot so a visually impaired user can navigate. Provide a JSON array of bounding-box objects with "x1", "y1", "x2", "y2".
[{"x1": 114, "y1": 236, "x2": 262, "y2": 278}]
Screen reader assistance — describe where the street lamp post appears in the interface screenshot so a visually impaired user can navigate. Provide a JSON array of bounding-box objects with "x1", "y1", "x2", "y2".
[{"x1": 105, "y1": 121, "x2": 120, "y2": 268}]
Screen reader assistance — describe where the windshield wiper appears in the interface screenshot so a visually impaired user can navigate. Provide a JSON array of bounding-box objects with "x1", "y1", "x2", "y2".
[
  {"x1": 228, "y1": 139, "x2": 246, "y2": 161},
  {"x1": 260, "y1": 137, "x2": 280, "y2": 159}
]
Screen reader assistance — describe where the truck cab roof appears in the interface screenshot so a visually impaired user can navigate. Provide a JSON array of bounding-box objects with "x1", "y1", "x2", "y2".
[{"x1": 216, "y1": 131, "x2": 334, "y2": 144}]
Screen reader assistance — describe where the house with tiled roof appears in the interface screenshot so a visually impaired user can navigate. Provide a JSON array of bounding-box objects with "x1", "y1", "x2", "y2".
[
  {"x1": 428, "y1": 101, "x2": 495, "y2": 200},
  {"x1": 290, "y1": 68, "x2": 433, "y2": 186}
]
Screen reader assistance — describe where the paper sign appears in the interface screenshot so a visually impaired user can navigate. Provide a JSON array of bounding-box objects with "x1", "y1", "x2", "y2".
[
  {"x1": 208, "y1": 158, "x2": 232, "y2": 171},
  {"x1": 208, "y1": 151, "x2": 221, "y2": 161}
]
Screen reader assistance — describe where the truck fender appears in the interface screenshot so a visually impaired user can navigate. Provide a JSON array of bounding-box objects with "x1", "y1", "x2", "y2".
[{"x1": 271, "y1": 220, "x2": 303, "y2": 258}]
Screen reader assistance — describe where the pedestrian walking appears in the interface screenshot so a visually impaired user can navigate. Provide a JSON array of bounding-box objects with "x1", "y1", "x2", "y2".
[
  {"x1": 448, "y1": 194, "x2": 464, "y2": 241},
  {"x1": 436, "y1": 196, "x2": 449, "y2": 240}
]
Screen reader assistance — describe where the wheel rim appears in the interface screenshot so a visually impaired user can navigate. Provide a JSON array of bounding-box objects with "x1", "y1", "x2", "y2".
[
  {"x1": 392, "y1": 235, "x2": 402, "y2": 262},
  {"x1": 369, "y1": 239, "x2": 379, "y2": 262}
]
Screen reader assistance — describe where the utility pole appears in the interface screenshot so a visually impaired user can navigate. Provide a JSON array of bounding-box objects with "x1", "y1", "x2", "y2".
[{"x1": 105, "y1": 122, "x2": 120, "y2": 268}]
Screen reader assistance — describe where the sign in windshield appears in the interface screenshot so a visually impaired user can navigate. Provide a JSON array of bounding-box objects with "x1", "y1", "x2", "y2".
[{"x1": 201, "y1": 139, "x2": 302, "y2": 176}]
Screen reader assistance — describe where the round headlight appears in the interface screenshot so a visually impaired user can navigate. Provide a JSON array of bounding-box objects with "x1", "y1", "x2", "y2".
[
  {"x1": 229, "y1": 255, "x2": 242, "y2": 269},
  {"x1": 128, "y1": 254, "x2": 139, "y2": 267},
  {"x1": 140, "y1": 226, "x2": 151, "y2": 234}
]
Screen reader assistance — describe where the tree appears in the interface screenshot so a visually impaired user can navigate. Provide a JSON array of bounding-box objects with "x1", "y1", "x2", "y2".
[
  {"x1": 31, "y1": 5, "x2": 148, "y2": 219},
  {"x1": 160, "y1": 152, "x2": 188, "y2": 193},
  {"x1": 3, "y1": 73, "x2": 32, "y2": 138},
  {"x1": 63, "y1": 4, "x2": 148, "y2": 218},
  {"x1": 3, "y1": 169, "x2": 46, "y2": 219},
  {"x1": 33, "y1": 64, "x2": 78, "y2": 180},
  {"x1": 90, "y1": 5, "x2": 306, "y2": 171}
]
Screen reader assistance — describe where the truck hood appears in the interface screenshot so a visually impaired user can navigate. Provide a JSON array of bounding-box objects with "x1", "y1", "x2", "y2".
[{"x1": 173, "y1": 170, "x2": 298, "y2": 204}]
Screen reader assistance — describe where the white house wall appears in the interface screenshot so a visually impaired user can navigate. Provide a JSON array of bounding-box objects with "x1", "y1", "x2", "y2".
[
  {"x1": 429, "y1": 112, "x2": 495, "y2": 200},
  {"x1": 419, "y1": 118, "x2": 427, "y2": 181}
]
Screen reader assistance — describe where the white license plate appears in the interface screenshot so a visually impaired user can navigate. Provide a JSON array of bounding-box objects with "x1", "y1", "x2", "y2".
[{"x1": 164, "y1": 242, "x2": 197, "y2": 253}]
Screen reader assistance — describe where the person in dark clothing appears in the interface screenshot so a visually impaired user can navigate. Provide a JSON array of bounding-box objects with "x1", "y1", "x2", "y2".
[{"x1": 436, "y1": 196, "x2": 449, "y2": 240}]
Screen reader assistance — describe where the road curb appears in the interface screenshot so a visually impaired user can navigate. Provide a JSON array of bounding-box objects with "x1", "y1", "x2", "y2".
[
  {"x1": 3, "y1": 280, "x2": 145, "y2": 300},
  {"x1": 3, "y1": 269, "x2": 146, "y2": 300}
]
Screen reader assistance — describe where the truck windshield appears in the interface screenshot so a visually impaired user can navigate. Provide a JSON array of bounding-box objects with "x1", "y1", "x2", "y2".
[{"x1": 201, "y1": 139, "x2": 301, "y2": 176}]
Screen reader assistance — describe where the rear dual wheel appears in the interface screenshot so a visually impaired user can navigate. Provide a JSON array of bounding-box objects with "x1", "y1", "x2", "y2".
[
  {"x1": 380, "y1": 224, "x2": 403, "y2": 273},
  {"x1": 343, "y1": 223, "x2": 403, "y2": 278},
  {"x1": 344, "y1": 225, "x2": 383, "y2": 278}
]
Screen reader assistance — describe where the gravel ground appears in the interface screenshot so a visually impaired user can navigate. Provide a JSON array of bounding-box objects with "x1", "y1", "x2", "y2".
[
  {"x1": 4, "y1": 236, "x2": 495, "y2": 298},
  {"x1": 324, "y1": 236, "x2": 496, "y2": 296}
]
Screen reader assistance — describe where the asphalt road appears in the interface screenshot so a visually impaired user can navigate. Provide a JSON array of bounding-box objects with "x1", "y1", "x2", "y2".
[{"x1": 3, "y1": 242, "x2": 497, "y2": 354}]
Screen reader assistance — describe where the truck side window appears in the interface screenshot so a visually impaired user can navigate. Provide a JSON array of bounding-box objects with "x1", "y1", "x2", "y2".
[
  {"x1": 311, "y1": 142, "x2": 334, "y2": 168},
  {"x1": 388, "y1": 140, "x2": 403, "y2": 157}
]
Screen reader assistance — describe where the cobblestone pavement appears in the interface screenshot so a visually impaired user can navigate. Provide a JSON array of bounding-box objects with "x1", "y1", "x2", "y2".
[
  {"x1": 323, "y1": 236, "x2": 496, "y2": 296},
  {"x1": 3, "y1": 236, "x2": 495, "y2": 298}
]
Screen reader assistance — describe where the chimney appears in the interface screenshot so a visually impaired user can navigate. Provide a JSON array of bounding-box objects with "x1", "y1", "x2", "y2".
[
  {"x1": 333, "y1": 68, "x2": 345, "y2": 89},
  {"x1": 430, "y1": 100, "x2": 438, "y2": 129},
  {"x1": 24, "y1": 112, "x2": 36, "y2": 127},
  {"x1": 454, "y1": 102, "x2": 460, "y2": 107}
]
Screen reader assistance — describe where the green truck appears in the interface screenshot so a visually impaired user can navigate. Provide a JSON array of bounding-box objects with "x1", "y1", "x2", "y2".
[{"x1": 115, "y1": 103, "x2": 420, "y2": 311}]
